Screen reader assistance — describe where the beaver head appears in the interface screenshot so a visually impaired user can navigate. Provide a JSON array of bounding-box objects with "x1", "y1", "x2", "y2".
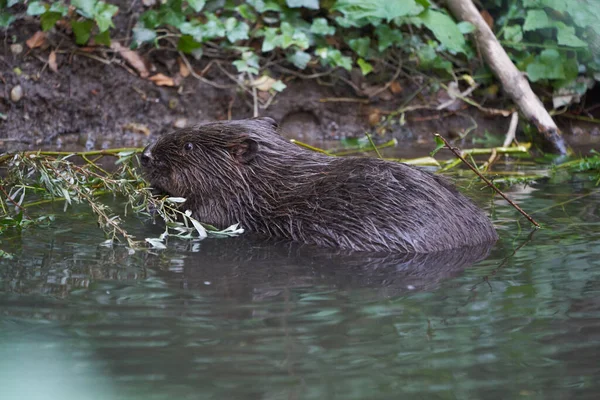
[{"x1": 141, "y1": 117, "x2": 315, "y2": 227}]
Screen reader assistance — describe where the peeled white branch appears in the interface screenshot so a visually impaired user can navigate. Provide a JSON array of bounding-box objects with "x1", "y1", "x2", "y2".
[{"x1": 445, "y1": 0, "x2": 568, "y2": 154}]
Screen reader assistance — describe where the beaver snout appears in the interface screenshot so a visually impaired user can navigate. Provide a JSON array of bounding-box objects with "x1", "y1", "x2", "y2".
[{"x1": 141, "y1": 144, "x2": 154, "y2": 167}]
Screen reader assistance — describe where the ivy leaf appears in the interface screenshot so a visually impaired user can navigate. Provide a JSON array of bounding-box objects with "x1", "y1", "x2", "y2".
[
  {"x1": 357, "y1": 58, "x2": 373, "y2": 75},
  {"x1": 503, "y1": 25, "x2": 523, "y2": 42},
  {"x1": 40, "y1": 12, "x2": 62, "y2": 32},
  {"x1": 335, "y1": 0, "x2": 424, "y2": 21},
  {"x1": 72, "y1": 0, "x2": 96, "y2": 19},
  {"x1": 187, "y1": 0, "x2": 205, "y2": 12},
  {"x1": 260, "y1": 27, "x2": 281, "y2": 52},
  {"x1": 0, "y1": 12, "x2": 15, "y2": 28},
  {"x1": 225, "y1": 18, "x2": 249, "y2": 43},
  {"x1": 93, "y1": 1, "x2": 118, "y2": 32},
  {"x1": 555, "y1": 22, "x2": 587, "y2": 47},
  {"x1": 272, "y1": 80, "x2": 287, "y2": 92},
  {"x1": 348, "y1": 37, "x2": 370, "y2": 58},
  {"x1": 375, "y1": 25, "x2": 403, "y2": 51},
  {"x1": 316, "y1": 47, "x2": 352, "y2": 71},
  {"x1": 178, "y1": 34, "x2": 202, "y2": 53},
  {"x1": 286, "y1": 0, "x2": 319, "y2": 10},
  {"x1": 132, "y1": 26, "x2": 157, "y2": 46},
  {"x1": 26, "y1": 2, "x2": 47, "y2": 16},
  {"x1": 71, "y1": 19, "x2": 94, "y2": 44},
  {"x1": 310, "y1": 18, "x2": 335, "y2": 36},
  {"x1": 94, "y1": 30, "x2": 111, "y2": 46},
  {"x1": 419, "y1": 10, "x2": 466, "y2": 53},
  {"x1": 233, "y1": 51, "x2": 260, "y2": 74},
  {"x1": 523, "y1": 9, "x2": 553, "y2": 31},
  {"x1": 287, "y1": 50, "x2": 311, "y2": 69},
  {"x1": 179, "y1": 21, "x2": 203, "y2": 42},
  {"x1": 50, "y1": 3, "x2": 69, "y2": 15},
  {"x1": 457, "y1": 21, "x2": 475, "y2": 34},
  {"x1": 526, "y1": 49, "x2": 565, "y2": 82},
  {"x1": 202, "y1": 14, "x2": 226, "y2": 39}
]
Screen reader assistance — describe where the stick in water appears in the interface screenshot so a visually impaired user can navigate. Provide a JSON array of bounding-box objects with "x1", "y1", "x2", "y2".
[{"x1": 434, "y1": 134, "x2": 540, "y2": 228}]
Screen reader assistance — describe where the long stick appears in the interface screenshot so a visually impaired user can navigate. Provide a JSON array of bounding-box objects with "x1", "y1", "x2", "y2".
[{"x1": 435, "y1": 134, "x2": 540, "y2": 228}]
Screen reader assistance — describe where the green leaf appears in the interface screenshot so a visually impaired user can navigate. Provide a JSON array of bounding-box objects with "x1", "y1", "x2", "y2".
[
  {"x1": 430, "y1": 135, "x2": 445, "y2": 156},
  {"x1": 287, "y1": 50, "x2": 311, "y2": 69},
  {"x1": 179, "y1": 21, "x2": 203, "y2": 42},
  {"x1": 72, "y1": 0, "x2": 96, "y2": 19},
  {"x1": 236, "y1": 4, "x2": 257, "y2": 22},
  {"x1": 503, "y1": 25, "x2": 523, "y2": 42},
  {"x1": 457, "y1": 21, "x2": 475, "y2": 34},
  {"x1": 523, "y1": 9, "x2": 552, "y2": 31},
  {"x1": 334, "y1": 0, "x2": 424, "y2": 22},
  {"x1": 348, "y1": 37, "x2": 370, "y2": 58},
  {"x1": 260, "y1": 27, "x2": 281, "y2": 52},
  {"x1": 225, "y1": 18, "x2": 249, "y2": 43},
  {"x1": 310, "y1": 18, "x2": 335, "y2": 36},
  {"x1": 375, "y1": 25, "x2": 403, "y2": 51},
  {"x1": 0, "y1": 12, "x2": 15, "y2": 28},
  {"x1": 419, "y1": 10, "x2": 466, "y2": 53},
  {"x1": 93, "y1": 1, "x2": 118, "y2": 32},
  {"x1": 526, "y1": 49, "x2": 565, "y2": 82},
  {"x1": 132, "y1": 26, "x2": 157, "y2": 46},
  {"x1": 139, "y1": 10, "x2": 159, "y2": 29},
  {"x1": 202, "y1": 14, "x2": 226, "y2": 39},
  {"x1": 71, "y1": 19, "x2": 94, "y2": 44},
  {"x1": 286, "y1": 0, "x2": 319, "y2": 10},
  {"x1": 316, "y1": 47, "x2": 352, "y2": 71},
  {"x1": 50, "y1": 3, "x2": 69, "y2": 15},
  {"x1": 177, "y1": 34, "x2": 202, "y2": 53},
  {"x1": 187, "y1": 0, "x2": 205, "y2": 12},
  {"x1": 94, "y1": 30, "x2": 111, "y2": 46},
  {"x1": 357, "y1": 58, "x2": 373, "y2": 75},
  {"x1": 555, "y1": 22, "x2": 587, "y2": 47},
  {"x1": 272, "y1": 80, "x2": 287, "y2": 92},
  {"x1": 27, "y1": 2, "x2": 47, "y2": 16},
  {"x1": 40, "y1": 11, "x2": 62, "y2": 31},
  {"x1": 233, "y1": 51, "x2": 260, "y2": 74}
]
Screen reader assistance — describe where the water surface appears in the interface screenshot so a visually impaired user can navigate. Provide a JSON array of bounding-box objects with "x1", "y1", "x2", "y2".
[{"x1": 1, "y1": 165, "x2": 599, "y2": 400}]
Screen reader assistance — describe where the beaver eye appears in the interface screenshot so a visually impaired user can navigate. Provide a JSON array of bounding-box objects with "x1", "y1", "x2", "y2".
[{"x1": 184, "y1": 142, "x2": 194, "y2": 151}]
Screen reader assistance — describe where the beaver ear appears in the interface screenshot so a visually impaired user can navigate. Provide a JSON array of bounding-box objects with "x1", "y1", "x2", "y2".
[{"x1": 232, "y1": 138, "x2": 258, "y2": 163}]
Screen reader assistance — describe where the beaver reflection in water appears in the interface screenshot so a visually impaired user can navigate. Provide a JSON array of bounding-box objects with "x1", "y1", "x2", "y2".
[{"x1": 141, "y1": 118, "x2": 497, "y2": 253}]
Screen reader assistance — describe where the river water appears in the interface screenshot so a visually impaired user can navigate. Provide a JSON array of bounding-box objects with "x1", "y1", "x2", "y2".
[{"x1": 1, "y1": 164, "x2": 599, "y2": 400}]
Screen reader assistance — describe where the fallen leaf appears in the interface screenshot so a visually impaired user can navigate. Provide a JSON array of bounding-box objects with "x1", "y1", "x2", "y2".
[
  {"x1": 123, "y1": 122, "x2": 151, "y2": 136},
  {"x1": 148, "y1": 73, "x2": 175, "y2": 87},
  {"x1": 110, "y1": 42, "x2": 149, "y2": 78},
  {"x1": 178, "y1": 57, "x2": 190, "y2": 77},
  {"x1": 368, "y1": 108, "x2": 381, "y2": 126},
  {"x1": 390, "y1": 81, "x2": 403, "y2": 94},
  {"x1": 480, "y1": 10, "x2": 494, "y2": 30},
  {"x1": 26, "y1": 31, "x2": 47, "y2": 49},
  {"x1": 48, "y1": 51, "x2": 58, "y2": 73},
  {"x1": 251, "y1": 75, "x2": 277, "y2": 92}
]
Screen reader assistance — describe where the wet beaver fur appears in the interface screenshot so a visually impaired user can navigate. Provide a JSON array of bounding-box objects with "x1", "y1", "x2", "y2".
[{"x1": 141, "y1": 118, "x2": 497, "y2": 253}]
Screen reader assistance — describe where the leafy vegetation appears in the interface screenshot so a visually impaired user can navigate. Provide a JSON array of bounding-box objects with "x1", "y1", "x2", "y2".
[
  {"x1": 0, "y1": 150, "x2": 243, "y2": 250},
  {"x1": 1, "y1": 0, "x2": 597, "y2": 99},
  {"x1": 482, "y1": 0, "x2": 600, "y2": 104}
]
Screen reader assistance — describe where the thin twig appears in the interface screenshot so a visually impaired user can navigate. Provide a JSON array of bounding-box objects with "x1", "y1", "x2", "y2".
[{"x1": 434, "y1": 134, "x2": 540, "y2": 228}]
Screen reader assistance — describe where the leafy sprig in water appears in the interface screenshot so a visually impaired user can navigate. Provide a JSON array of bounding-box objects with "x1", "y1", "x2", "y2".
[{"x1": 0, "y1": 149, "x2": 243, "y2": 251}]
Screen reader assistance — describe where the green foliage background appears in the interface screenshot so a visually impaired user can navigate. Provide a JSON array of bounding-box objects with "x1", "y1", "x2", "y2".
[{"x1": 1, "y1": 0, "x2": 599, "y2": 94}]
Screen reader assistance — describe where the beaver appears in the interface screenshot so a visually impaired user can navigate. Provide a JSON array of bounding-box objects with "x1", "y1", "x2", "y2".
[{"x1": 141, "y1": 118, "x2": 498, "y2": 253}]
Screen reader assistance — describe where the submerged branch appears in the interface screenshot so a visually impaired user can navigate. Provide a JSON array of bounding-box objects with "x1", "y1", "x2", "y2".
[{"x1": 434, "y1": 134, "x2": 540, "y2": 228}]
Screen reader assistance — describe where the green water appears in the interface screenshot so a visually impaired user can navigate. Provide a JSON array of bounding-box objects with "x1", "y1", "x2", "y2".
[{"x1": 1, "y1": 169, "x2": 599, "y2": 400}]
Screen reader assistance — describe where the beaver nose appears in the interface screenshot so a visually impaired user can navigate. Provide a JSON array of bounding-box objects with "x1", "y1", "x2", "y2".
[{"x1": 141, "y1": 144, "x2": 153, "y2": 167}]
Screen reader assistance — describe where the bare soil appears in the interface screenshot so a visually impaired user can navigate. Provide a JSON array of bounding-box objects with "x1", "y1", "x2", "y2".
[{"x1": 0, "y1": 10, "x2": 598, "y2": 155}]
